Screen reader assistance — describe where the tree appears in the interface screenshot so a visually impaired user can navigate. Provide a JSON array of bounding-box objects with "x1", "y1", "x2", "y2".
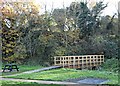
[
  {"x1": 67, "y1": 1, "x2": 107, "y2": 40},
  {"x1": 1, "y1": 1, "x2": 40, "y2": 62}
]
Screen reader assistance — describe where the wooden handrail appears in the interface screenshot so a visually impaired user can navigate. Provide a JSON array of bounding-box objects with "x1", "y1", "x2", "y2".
[{"x1": 54, "y1": 55, "x2": 104, "y2": 69}]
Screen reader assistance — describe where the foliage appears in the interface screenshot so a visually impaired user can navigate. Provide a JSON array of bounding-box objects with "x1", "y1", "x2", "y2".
[
  {"x1": 1, "y1": 1, "x2": 40, "y2": 62},
  {"x1": 67, "y1": 1, "x2": 107, "y2": 40},
  {"x1": 101, "y1": 58, "x2": 119, "y2": 73},
  {"x1": 2, "y1": 28, "x2": 19, "y2": 62},
  {"x1": 102, "y1": 40, "x2": 118, "y2": 59},
  {"x1": 55, "y1": 46, "x2": 67, "y2": 56},
  {"x1": 52, "y1": 9, "x2": 65, "y2": 29},
  {"x1": 65, "y1": 1, "x2": 118, "y2": 59}
]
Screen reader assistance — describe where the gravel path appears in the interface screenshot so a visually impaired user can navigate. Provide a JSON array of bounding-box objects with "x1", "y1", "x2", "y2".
[
  {"x1": 1, "y1": 66, "x2": 62, "y2": 77},
  {"x1": 1, "y1": 78, "x2": 98, "y2": 86},
  {"x1": 1, "y1": 77, "x2": 78, "y2": 85},
  {"x1": 65, "y1": 78, "x2": 109, "y2": 85}
]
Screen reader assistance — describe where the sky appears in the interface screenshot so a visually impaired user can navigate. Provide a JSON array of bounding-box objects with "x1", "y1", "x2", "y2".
[{"x1": 35, "y1": 0, "x2": 119, "y2": 16}]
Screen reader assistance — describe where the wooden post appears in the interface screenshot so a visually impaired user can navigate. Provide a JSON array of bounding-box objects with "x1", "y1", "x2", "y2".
[
  {"x1": 73, "y1": 56, "x2": 75, "y2": 68},
  {"x1": 54, "y1": 56, "x2": 56, "y2": 65},
  {"x1": 60, "y1": 56, "x2": 61, "y2": 65},
  {"x1": 63, "y1": 56, "x2": 64, "y2": 68},
  {"x1": 68, "y1": 56, "x2": 70, "y2": 68}
]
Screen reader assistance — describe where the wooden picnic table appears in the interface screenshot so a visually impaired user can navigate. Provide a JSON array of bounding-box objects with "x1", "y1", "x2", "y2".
[{"x1": 2, "y1": 64, "x2": 19, "y2": 72}]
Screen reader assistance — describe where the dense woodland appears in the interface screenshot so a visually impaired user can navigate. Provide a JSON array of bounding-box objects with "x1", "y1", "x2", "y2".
[{"x1": 1, "y1": 1, "x2": 119, "y2": 72}]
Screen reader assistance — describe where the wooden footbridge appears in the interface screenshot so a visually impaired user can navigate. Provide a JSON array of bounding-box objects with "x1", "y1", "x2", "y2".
[{"x1": 54, "y1": 55, "x2": 104, "y2": 69}]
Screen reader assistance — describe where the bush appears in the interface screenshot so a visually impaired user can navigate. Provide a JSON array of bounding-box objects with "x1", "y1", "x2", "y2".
[
  {"x1": 103, "y1": 40, "x2": 118, "y2": 59},
  {"x1": 101, "y1": 58, "x2": 119, "y2": 72}
]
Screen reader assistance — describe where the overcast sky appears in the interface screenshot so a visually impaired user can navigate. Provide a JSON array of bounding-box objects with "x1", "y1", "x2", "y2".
[{"x1": 35, "y1": 0, "x2": 119, "y2": 16}]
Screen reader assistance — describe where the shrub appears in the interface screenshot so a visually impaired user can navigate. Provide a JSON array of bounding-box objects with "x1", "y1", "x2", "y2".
[{"x1": 101, "y1": 58, "x2": 119, "y2": 72}]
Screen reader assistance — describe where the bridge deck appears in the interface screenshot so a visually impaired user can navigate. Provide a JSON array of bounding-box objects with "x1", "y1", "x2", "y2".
[{"x1": 23, "y1": 66, "x2": 62, "y2": 74}]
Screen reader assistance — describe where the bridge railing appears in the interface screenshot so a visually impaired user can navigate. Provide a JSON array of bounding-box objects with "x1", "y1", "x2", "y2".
[{"x1": 54, "y1": 55, "x2": 104, "y2": 69}]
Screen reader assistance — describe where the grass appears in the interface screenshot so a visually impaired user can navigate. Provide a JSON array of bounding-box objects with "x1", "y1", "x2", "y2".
[
  {"x1": 4, "y1": 68, "x2": 118, "y2": 84},
  {"x1": 1, "y1": 80, "x2": 64, "y2": 86},
  {"x1": 2, "y1": 65, "x2": 43, "y2": 76}
]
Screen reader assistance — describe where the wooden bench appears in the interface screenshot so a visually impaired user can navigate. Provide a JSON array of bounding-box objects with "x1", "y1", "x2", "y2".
[{"x1": 2, "y1": 64, "x2": 19, "y2": 72}]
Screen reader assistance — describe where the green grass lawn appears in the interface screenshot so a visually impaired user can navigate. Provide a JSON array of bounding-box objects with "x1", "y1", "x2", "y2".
[
  {"x1": 1, "y1": 80, "x2": 64, "y2": 86},
  {"x1": 2, "y1": 65, "x2": 43, "y2": 76},
  {"x1": 4, "y1": 68, "x2": 118, "y2": 84}
]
